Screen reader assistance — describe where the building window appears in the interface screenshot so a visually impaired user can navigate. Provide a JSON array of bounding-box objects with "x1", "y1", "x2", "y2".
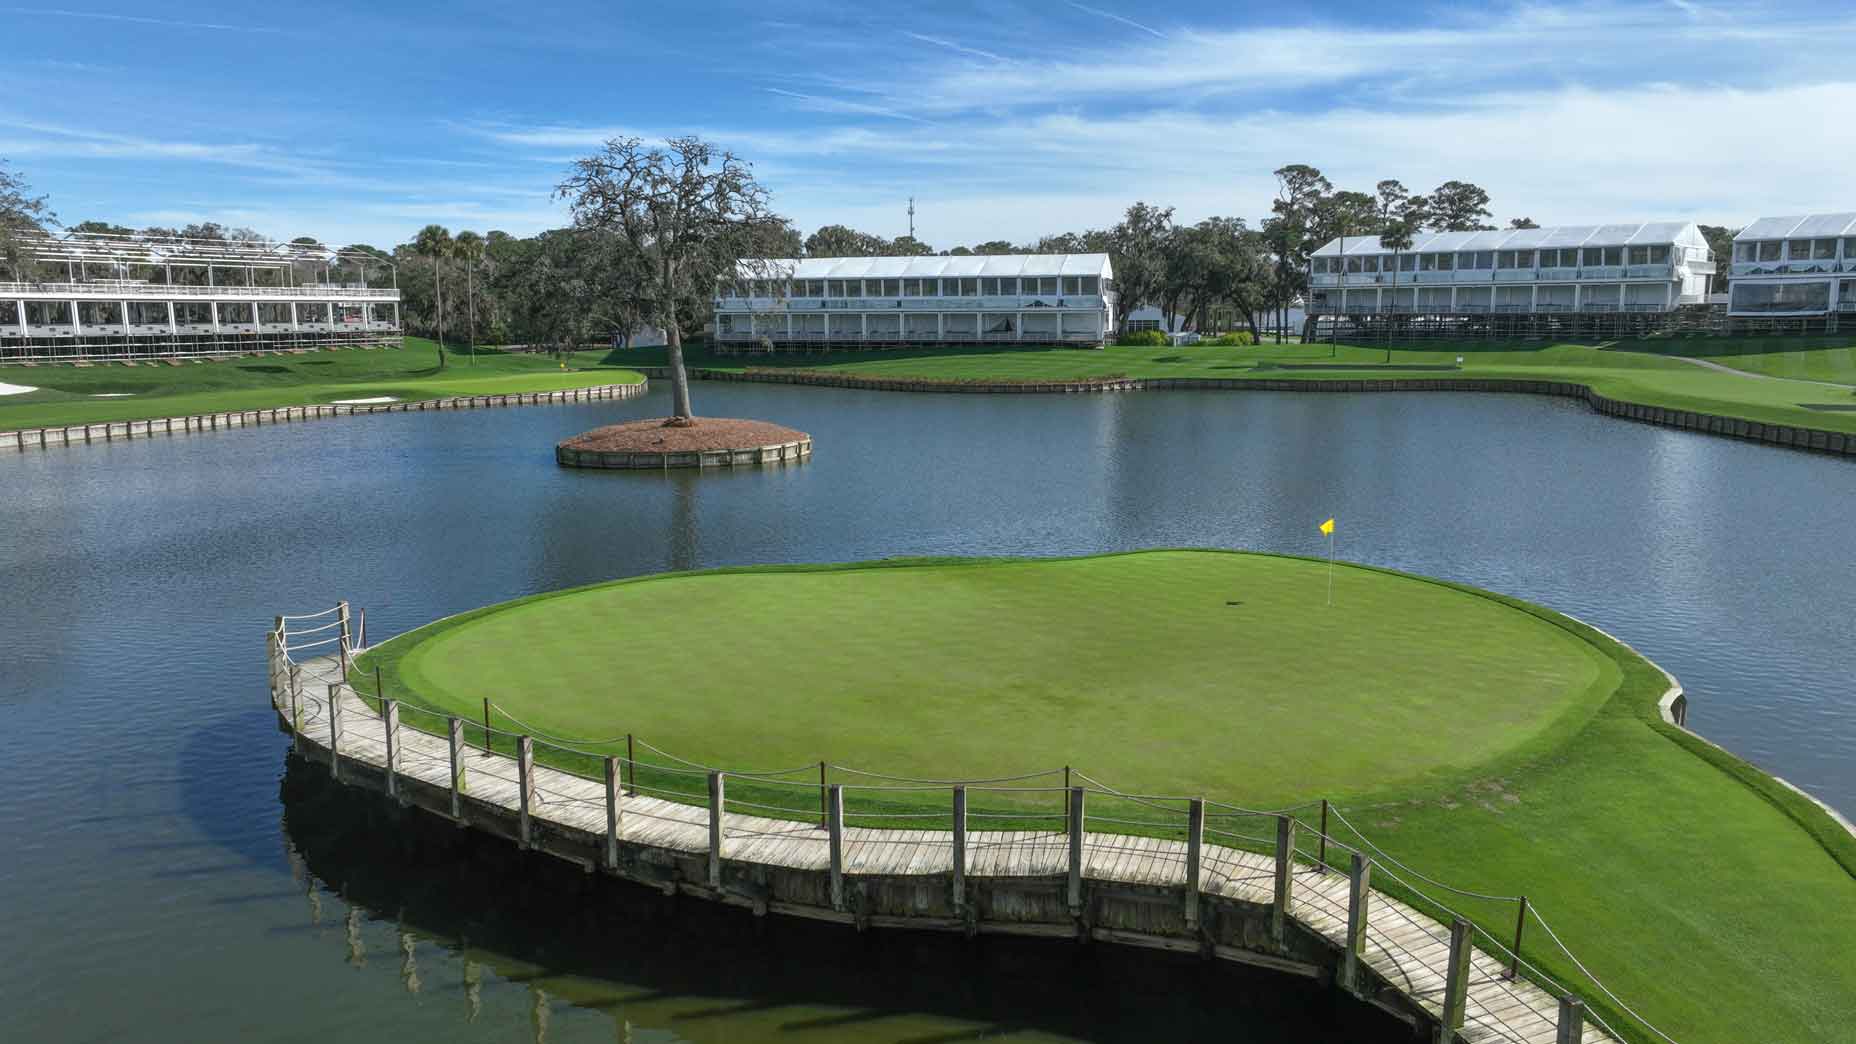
[
  {"x1": 1814, "y1": 239, "x2": 1837, "y2": 260},
  {"x1": 1127, "y1": 319, "x2": 1160, "y2": 332},
  {"x1": 1731, "y1": 281, "x2": 1831, "y2": 313},
  {"x1": 1498, "y1": 250, "x2": 1534, "y2": 269},
  {"x1": 1399, "y1": 254, "x2": 1417, "y2": 271},
  {"x1": 1648, "y1": 245, "x2": 1669, "y2": 264},
  {"x1": 1757, "y1": 241, "x2": 1782, "y2": 261},
  {"x1": 955, "y1": 278, "x2": 978, "y2": 296},
  {"x1": 1080, "y1": 275, "x2": 1099, "y2": 293},
  {"x1": 1846, "y1": 238, "x2": 1856, "y2": 260},
  {"x1": 1788, "y1": 240, "x2": 1813, "y2": 260}
]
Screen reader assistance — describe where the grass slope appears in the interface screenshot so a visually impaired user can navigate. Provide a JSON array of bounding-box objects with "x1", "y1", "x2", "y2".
[
  {"x1": 0, "y1": 338, "x2": 643, "y2": 429},
  {"x1": 582, "y1": 335, "x2": 1856, "y2": 435},
  {"x1": 356, "y1": 551, "x2": 1856, "y2": 1044}
]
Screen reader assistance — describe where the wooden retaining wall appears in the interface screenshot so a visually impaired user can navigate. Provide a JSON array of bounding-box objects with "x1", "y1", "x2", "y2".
[
  {"x1": 631, "y1": 366, "x2": 1856, "y2": 459},
  {"x1": 0, "y1": 380, "x2": 648, "y2": 453}
]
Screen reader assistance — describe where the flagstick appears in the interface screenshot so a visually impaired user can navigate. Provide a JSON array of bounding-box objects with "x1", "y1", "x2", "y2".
[{"x1": 1326, "y1": 531, "x2": 1334, "y2": 607}]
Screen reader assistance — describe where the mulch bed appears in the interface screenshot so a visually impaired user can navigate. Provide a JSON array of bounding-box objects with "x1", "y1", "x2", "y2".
[{"x1": 558, "y1": 416, "x2": 809, "y2": 453}]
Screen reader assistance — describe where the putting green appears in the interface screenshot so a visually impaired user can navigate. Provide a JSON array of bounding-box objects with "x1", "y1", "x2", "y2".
[{"x1": 366, "y1": 551, "x2": 1619, "y2": 805}]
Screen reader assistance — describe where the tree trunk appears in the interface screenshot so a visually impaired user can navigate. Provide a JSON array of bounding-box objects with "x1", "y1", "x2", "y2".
[
  {"x1": 433, "y1": 260, "x2": 445, "y2": 371},
  {"x1": 467, "y1": 264, "x2": 475, "y2": 365},
  {"x1": 1245, "y1": 310, "x2": 1262, "y2": 344},
  {"x1": 665, "y1": 321, "x2": 695, "y2": 423}
]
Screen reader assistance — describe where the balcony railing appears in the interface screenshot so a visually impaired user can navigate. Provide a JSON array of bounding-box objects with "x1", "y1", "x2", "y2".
[
  {"x1": 0, "y1": 281, "x2": 399, "y2": 299},
  {"x1": 717, "y1": 294, "x2": 1109, "y2": 312}
]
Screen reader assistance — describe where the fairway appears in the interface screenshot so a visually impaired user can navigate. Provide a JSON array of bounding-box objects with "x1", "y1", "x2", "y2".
[{"x1": 373, "y1": 551, "x2": 1617, "y2": 806}]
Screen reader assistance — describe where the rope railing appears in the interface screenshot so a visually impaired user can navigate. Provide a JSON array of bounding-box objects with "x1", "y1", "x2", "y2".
[{"x1": 268, "y1": 605, "x2": 1668, "y2": 1044}]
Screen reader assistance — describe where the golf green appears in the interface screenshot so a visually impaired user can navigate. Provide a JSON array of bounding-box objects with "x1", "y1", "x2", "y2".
[{"x1": 365, "y1": 551, "x2": 1620, "y2": 806}]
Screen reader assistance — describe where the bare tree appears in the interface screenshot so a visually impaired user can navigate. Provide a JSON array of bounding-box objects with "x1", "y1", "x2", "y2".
[{"x1": 556, "y1": 136, "x2": 781, "y2": 425}]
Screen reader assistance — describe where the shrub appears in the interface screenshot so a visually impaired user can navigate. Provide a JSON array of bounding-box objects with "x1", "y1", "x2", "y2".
[
  {"x1": 1208, "y1": 331, "x2": 1256, "y2": 346},
  {"x1": 1116, "y1": 329, "x2": 1169, "y2": 347}
]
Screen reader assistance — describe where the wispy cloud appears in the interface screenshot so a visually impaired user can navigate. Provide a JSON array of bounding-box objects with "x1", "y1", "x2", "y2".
[
  {"x1": 761, "y1": 88, "x2": 935, "y2": 124},
  {"x1": 1065, "y1": 2, "x2": 1166, "y2": 39},
  {"x1": 2, "y1": 6, "x2": 278, "y2": 33},
  {"x1": 902, "y1": 32, "x2": 1008, "y2": 63}
]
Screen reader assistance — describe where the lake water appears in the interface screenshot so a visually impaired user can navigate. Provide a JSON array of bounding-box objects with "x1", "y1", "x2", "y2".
[{"x1": 3, "y1": 381, "x2": 1851, "y2": 1042}]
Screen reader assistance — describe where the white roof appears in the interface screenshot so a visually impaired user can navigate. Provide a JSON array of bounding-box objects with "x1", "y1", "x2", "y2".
[
  {"x1": 1735, "y1": 214, "x2": 1856, "y2": 240},
  {"x1": 738, "y1": 253, "x2": 1113, "y2": 280},
  {"x1": 1311, "y1": 222, "x2": 1706, "y2": 257}
]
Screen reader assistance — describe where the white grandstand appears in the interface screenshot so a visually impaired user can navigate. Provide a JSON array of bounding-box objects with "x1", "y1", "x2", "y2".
[
  {"x1": 1307, "y1": 223, "x2": 1714, "y2": 317},
  {"x1": 0, "y1": 230, "x2": 401, "y2": 362},
  {"x1": 714, "y1": 254, "x2": 1117, "y2": 348}
]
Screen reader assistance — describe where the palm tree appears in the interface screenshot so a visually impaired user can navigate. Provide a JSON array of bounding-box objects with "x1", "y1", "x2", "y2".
[
  {"x1": 412, "y1": 224, "x2": 452, "y2": 369},
  {"x1": 453, "y1": 230, "x2": 483, "y2": 365}
]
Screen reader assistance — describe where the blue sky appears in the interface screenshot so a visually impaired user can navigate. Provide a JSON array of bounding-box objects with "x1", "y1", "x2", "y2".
[{"x1": 3, "y1": 0, "x2": 1854, "y2": 249}]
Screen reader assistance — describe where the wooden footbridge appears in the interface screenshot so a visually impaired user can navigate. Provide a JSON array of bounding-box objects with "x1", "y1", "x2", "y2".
[{"x1": 269, "y1": 605, "x2": 1669, "y2": 1044}]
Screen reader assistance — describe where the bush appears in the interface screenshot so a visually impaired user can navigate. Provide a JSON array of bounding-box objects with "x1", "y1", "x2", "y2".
[
  {"x1": 1208, "y1": 331, "x2": 1256, "y2": 346},
  {"x1": 1116, "y1": 329, "x2": 1169, "y2": 346}
]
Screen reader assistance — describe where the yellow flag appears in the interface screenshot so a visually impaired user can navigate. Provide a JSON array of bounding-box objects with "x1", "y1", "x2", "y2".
[{"x1": 1319, "y1": 518, "x2": 1335, "y2": 536}]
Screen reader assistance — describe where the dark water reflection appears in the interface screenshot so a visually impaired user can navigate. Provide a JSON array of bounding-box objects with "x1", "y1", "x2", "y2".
[{"x1": 1, "y1": 380, "x2": 1851, "y2": 1040}]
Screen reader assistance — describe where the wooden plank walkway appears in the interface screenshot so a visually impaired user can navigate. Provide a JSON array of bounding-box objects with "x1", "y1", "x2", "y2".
[{"x1": 277, "y1": 649, "x2": 1608, "y2": 1044}]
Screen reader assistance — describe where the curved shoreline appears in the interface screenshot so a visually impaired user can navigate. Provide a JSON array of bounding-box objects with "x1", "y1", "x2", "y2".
[
  {"x1": 0, "y1": 379, "x2": 649, "y2": 452},
  {"x1": 634, "y1": 366, "x2": 1856, "y2": 459}
]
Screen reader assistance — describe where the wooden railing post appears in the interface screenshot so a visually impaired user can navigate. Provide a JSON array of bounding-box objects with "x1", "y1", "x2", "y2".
[
  {"x1": 1184, "y1": 798, "x2": 1205, "y2": 929},
  {"x1": 337, "y1": 600, "x2": 351, "y2": 647},
  {"x1": 447, "y1": 717, "x2": 466, "y2": 819},
  {"x1": 1066, "y1": 786, "x2": 1086, "y2": 914},
  {"x1": 382, "y1": 699, "x2": 400, "y2": 802},
  {"x1": 1318, "y1": 798, "x2": 1330, "y2": 872},
  {"x1": 288, "y1": 666, "x2": 303, "y2": 749},
  {"x1": 707, "y1": 771, "x2": 725, "y2": 888},
  {"x1": 827, "y1": 784, "x2": 845, "y2": 911},
  {"x1": 818, "y1": 760, "x2": 828, "y2": 828},
  {"x1": 625, "y1": 734, "x2": 635, "y2": 794},
  {"x1": 327, "y1": 683, "x2": 342, "y2": 780},
  {"x1": 356, "y1": 607, "x2": 366, "y2": 650},
  {"x1": 1439, "y1": 918, "x2": 1473, "y2": 1042},
  {"x1": 603, "y1": 756, "x2": 621, "y2": 870},
  {"x1": 951, "y1": 786, "x2": 967, "y2": 911},
  {"x1": 1272, "y1": 814, "x2": 1296, "y2": 945},
  {"x1": 1556, "y1": 996, "x2": 1585, "y2": 1044},
  {"x1": 1510, "y1": 895, "x2": 1529, "y2": 980},
  {"x1": 1345, "y1": 853, "x2": 1372, "y2": 993},
  {"x1": 516, "y1": 736, "x2": 534, "y2": 850}
]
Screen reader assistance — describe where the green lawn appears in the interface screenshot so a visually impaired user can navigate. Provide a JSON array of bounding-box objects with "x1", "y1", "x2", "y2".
[
  {"x1": 355, "y1": 551, "x2": 1856, "y2": 1044},
  {"x1": 581, "y1": 335, "x2": 1856, "y2": 435},
  {"x1": 0, "y1": 338, "x2": 644, "y2": 429}
]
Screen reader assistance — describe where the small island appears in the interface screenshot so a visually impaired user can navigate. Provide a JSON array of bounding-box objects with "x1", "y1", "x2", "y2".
[{"x1": 556, "y1": 416, "x2": 812, "y2": 470}]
